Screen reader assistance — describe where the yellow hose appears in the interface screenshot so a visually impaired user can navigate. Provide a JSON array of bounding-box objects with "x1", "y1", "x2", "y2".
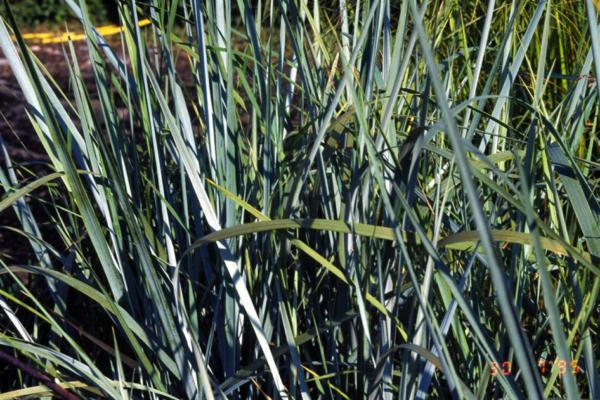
[{"x1": 19, "y1": 19, "x2": 151, "y2": 44}]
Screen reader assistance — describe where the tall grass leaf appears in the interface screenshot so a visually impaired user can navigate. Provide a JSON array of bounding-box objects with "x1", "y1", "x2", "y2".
[
  {"x1": 407, "y1": 0, "x2": 544, "y2": 396},
  {"x1": 144, "y1": 57, "x2": 288, "y2": 397}
]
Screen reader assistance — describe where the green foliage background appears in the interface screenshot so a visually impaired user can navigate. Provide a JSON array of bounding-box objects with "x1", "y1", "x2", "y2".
[{"x1": 8, "y1": 0, "x2": 109, "y2": 25}]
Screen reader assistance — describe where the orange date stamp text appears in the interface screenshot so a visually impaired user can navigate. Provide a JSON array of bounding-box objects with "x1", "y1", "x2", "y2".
[{"x1": 489, "y1": 359, "x2": 581, "y2": 377}]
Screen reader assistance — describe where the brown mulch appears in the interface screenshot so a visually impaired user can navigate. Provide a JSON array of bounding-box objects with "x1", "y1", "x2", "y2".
[{"x1": 0, "y1": 43, "x2": 92, "y2": 161}]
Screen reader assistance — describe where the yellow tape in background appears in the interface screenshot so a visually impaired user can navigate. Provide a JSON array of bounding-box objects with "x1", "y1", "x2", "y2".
[{"x1": 19, "y1": 19, "x2": 151, "y2": 44}]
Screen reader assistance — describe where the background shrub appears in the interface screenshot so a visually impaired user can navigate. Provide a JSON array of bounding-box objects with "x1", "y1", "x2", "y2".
[{"x1": 8, "y1": 0, "x2": 114, "y2": 26}]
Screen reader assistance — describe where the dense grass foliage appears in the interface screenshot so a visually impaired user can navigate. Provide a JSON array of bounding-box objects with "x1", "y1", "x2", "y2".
[{"x1": 0, "y1": 0, "x2": 599, "y2": 398}]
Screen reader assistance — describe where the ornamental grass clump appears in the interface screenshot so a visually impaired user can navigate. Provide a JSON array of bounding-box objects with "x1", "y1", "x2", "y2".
[{"x1": 0, "y1": 0, "x2": 599, "y2": 398}]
